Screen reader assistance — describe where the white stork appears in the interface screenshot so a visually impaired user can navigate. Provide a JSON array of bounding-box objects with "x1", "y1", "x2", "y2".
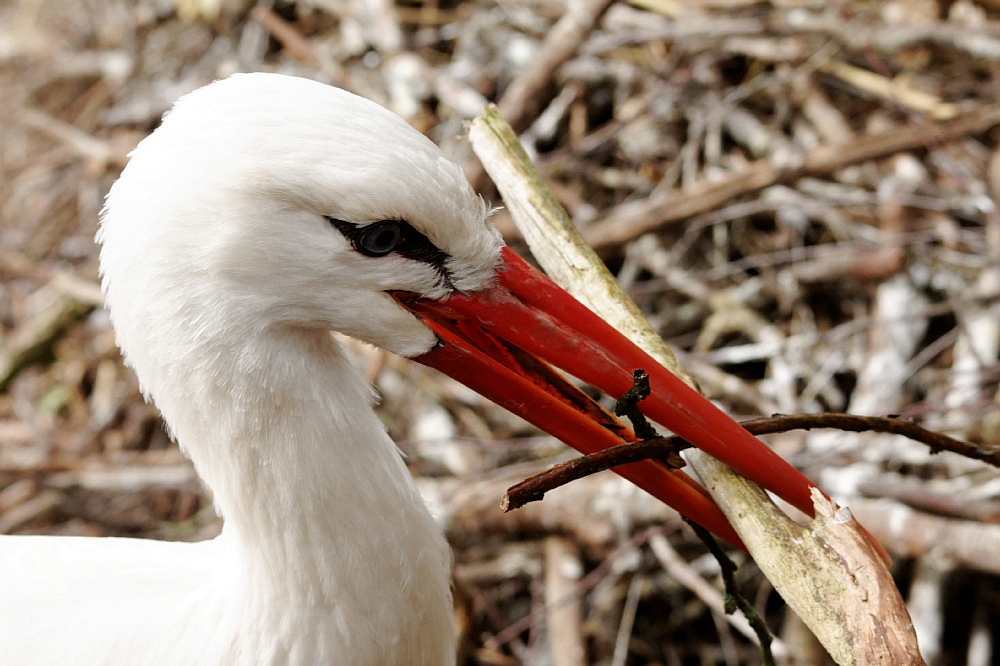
[{"x1": 0, "y1": 73, "x2": 823, "y2": 665}]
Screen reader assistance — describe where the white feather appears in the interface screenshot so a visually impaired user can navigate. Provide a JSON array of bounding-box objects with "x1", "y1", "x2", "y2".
[{"x1": 0, "y1": 73, "x2": 502, "y2": 666}]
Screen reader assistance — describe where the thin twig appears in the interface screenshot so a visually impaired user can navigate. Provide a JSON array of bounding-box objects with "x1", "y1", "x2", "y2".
[
  {"x1": 683, "y1": 518, "x2": 776, "y2": 666},
  {"x1": 504, "y1": 412, "x2": 989, "y2": 510}
]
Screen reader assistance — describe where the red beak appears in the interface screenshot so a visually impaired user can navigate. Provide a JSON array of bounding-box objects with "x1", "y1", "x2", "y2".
[{"x1": 395, "y1": 246, "x2": 821, "y2": 548}]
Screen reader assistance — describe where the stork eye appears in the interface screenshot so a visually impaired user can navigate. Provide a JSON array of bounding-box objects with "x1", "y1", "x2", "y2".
[
  {"x1": 324, "y1": 217, "x2": 452, "y2": 287},
  {"x1": 356, "y1": 220, "x2": 403, "y2": 257}
]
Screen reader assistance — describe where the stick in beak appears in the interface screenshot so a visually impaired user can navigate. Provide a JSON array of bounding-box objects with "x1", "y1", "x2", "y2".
[{"x1": 396, "y1": 247, "x2": 823, "y2": 547}]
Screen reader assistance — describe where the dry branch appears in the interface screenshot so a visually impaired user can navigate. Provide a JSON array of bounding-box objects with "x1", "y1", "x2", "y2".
[
  {"x1": 470, "y1": 104, "x2": 924, "y2": 665},
  {"x1": 496, "y1": 0, "x2": 617, "y2": 134},
  {"x1": 584, "y1": 104, "x2": 1000, "y2": 252}
]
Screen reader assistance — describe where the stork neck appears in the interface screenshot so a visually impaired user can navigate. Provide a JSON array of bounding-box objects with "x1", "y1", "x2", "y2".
[
  {"x1": 134, "y1": 324, "x2": 456, "y2": 663},
  {"x1": 147, "y1": 326, "x2": 453, "y2": 645}
]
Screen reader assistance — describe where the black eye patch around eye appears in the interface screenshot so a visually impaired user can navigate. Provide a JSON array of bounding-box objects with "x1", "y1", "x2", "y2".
[{"x1": 326, "y1": 217, "x2": 453, "y2": 287}]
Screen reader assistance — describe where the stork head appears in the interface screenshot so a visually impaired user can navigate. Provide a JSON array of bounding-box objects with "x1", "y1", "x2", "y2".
[
  {"x1": 99, "y1": 73, "x2": 831, "y2": 551},
  {"x1": 100, "y1": 72, "x2": 500, "y2": 365}
]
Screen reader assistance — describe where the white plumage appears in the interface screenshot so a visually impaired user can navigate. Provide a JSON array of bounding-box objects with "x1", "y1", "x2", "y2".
[
  {"x1": 2, "y1": 73, "x2": 502, "y2": 666},
  {"x1": 1, "y1": 67, "x2": 870, "y2": 666}
]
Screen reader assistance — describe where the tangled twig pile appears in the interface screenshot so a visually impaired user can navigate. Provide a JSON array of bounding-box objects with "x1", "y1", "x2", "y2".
[{"x1": 2, "y1": 1, "x2": 1000, "y2": 663}]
